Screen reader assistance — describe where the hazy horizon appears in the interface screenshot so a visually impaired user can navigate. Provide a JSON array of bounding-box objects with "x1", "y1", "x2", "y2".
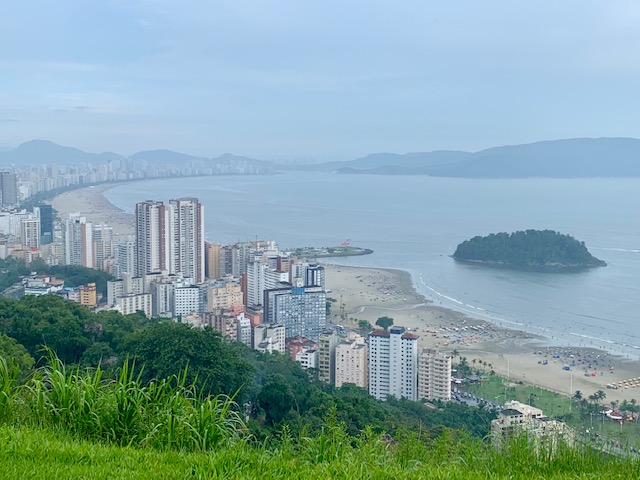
[{"x1": 3, "y1": 1, "x2": 640, "y2": 160}]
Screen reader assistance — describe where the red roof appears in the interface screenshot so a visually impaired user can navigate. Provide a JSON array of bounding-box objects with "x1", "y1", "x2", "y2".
[
  {"x1": 369, "y1": 329, "x2": 390, "y2": 337},
  {"x1": 402, "y1": 333, "x2": 419, "y2": 340}
]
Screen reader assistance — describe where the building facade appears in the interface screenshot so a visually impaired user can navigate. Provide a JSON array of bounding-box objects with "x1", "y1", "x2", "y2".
[
  {"x1": 368, "y1": 326, "x2": 419, "y2": 401},
  {"x1": 418, "y1": 348, "x2": 452, "y2": 401}
]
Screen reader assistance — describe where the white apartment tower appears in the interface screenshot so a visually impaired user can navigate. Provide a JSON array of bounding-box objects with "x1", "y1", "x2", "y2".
[
  {"x1": 135, "y1": 201, "x2": 168, "y2": 276},
  {"x1": 168, "y1": 198, "x2": 205, "y2": 284},
  {"x1": 368, "y1": 326, "x2": 419, "y2": 401},
  {"x1": 418, "y1": 348, "x2": 452, "y2": 402}
]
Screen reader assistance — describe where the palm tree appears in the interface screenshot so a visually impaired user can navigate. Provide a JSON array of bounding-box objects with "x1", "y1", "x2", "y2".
[
  {"x1": 595, "y1": 390, "x2": 606, "y2": 402},
  {"x1": 573, "y1": 390, "x2": 583, "y2": 401}
]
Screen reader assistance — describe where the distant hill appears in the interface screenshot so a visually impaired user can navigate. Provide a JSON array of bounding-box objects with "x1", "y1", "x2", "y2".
[
  {"x1": 0, "y1": 141, "x2": 274, "y2": 171},
  {"x1": 0, "y1": 140, "x2": 127, "y2": 166},
  {"x1": 331, "y1": 137, "x2": 640, "y2": 178}
]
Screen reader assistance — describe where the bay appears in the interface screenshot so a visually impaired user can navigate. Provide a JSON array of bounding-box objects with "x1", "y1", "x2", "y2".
[{"x1": 104, "y1": 172, "x2": 640, "y2": 359}]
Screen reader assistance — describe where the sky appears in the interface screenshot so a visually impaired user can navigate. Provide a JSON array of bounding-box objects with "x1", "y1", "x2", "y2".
[{"x1": 1, "y1": 1, "x2": 640, "y2": 160}]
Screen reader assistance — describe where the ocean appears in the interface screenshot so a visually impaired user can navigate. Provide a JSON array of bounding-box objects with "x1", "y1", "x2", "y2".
[{"x1": 104, "y1": 172, "x2": 640, "y2": 359}]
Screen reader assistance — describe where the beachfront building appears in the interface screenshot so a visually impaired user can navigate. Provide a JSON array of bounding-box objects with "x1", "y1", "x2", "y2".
[
  {"x1": 116, "y1": 240, "x2": 136, "y2": 278},
  {"x1": 335, "y1": 334, "x2": 367, "y2": 388},
  {"x1": 418, "y1": 348, "x2": 452, "y2": 401},
  {"x1": 368, "y1": 326, "x2": 419, "y2": 401},
  {"x1": 491, "y1": 401, "x2": 574, "y2": 449},
  {"x1": 92, "y1": 224, "x2": 114, "y2": 270}
]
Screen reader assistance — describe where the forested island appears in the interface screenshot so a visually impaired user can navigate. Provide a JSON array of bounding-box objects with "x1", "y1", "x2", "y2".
[{"x1": 452, "y1": 230, "x2": 607, "y2": 271}]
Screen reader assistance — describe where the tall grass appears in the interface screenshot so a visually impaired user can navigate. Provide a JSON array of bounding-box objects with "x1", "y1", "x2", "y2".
[{"x1": 6, "y1": 352, "x2": 246, "y2": 451}]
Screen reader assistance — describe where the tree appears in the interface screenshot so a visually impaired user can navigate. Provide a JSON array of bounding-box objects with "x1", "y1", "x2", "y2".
[
  {"x1": 258, "y1": 374, "x2": 295, "y2": 425},
  {"x1": 0, "y1": 333, "x2": 34, "y2": 381},
  {"x1": 375, "y1": 316, "x2": 394, "y2": 331},
  {"x1": 357, "y1": 320, "x2": 373, "y2": 333},
  {"x1": 120, "y1": 322, "x2": 255, "y2": 401},
  {"x1": 573, "y1": 390, "x2": 583, "y2": 401}
]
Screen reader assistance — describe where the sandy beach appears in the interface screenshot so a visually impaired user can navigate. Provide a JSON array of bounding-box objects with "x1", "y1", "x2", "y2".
[
  {"x1": 50, "y1": 184, "x2": 640, "y2": 403},
  {"x1": 50, "y1": 184, "x2": 135, "y2": 238},
  {"x1": 324, "y1": 264, "x2": 640, "y2": 403}
]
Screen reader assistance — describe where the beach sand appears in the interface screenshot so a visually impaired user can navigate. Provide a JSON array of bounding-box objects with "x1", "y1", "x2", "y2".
[
  {"x1": 50, "y1": 185, "x2": 640, "y2": 402},
  {"x1": 324, "y1": 264, "x2": 640, "y2": 402},
  {"x1": 50, "y1": 184, "x2": 135, "y2": 238}
]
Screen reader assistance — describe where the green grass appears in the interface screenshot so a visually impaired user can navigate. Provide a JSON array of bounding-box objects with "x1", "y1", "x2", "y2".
[
  {"x1": 2, "y1": 356, "x2": 640, "y2": 478},
  {"x1": 1, "y1": 424, "x2": 639, "y2": 479}
]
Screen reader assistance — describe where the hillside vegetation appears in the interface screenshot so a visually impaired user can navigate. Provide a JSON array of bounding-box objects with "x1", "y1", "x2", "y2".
[{"x1": 452, "y1": 230, "x2": 606, "y2": 271}]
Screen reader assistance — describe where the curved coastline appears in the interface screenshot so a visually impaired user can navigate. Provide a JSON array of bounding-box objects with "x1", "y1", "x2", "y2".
[{"x1": 49, "y1": 181, "x2": 640, "y2": 401}]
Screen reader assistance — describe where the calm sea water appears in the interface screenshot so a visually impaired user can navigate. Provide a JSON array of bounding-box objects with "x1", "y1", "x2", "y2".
[{"x1": 105, "y1": 173, "x2": 640, "y2": 358}]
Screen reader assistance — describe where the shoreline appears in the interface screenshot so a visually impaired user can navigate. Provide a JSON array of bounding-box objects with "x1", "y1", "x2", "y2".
[
  {"x1": 49, "y1": 184, "x2": 640, "y2": 402},
  {"x1": 323, "y1": 263, "x2": 640, "y2": 402}
]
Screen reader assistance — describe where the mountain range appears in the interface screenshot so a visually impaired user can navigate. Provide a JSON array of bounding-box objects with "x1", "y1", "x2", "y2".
[
  {"x1": 2, "y1": 137, "x2": 640, "y2": 178},
  {"x1": 0, "y1": 140, "x2": 272, "y2": 170}
]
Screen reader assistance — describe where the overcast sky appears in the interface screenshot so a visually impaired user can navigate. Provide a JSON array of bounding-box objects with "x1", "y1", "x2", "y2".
[{"x1": 2, "y1": 1, "x2": 640, "y2": 160}]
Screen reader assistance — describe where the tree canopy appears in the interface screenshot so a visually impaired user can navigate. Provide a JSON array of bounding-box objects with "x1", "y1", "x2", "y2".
[{"x1": 453, "y1": 229, "x2": 606, "y2": 270}]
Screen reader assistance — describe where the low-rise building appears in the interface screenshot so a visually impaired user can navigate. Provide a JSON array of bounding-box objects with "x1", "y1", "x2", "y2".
[{"x1": 491, "y1": 401, "x2": 574, "y2": 449}]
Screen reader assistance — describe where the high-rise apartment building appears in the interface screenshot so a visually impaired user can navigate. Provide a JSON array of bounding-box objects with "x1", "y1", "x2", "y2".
[
  {"x1": 135, "y1": 200, "x2": 168, "y2": 276},
  {"x1": 20, "y1": 217, "x2": 41, "y2": 249},
  {"x1": 63, "y1": 214, "x2": 93, "y2": 268},
  {"x1": 0, "y1": 172, "x2": 18, "y2": 206},
  {"x1": 33, "y1": 204, "x2": 53, "y2": 244},
  {"x1": 205, "y1": 242, "x2": 221, "y2": 280},
  {"x1": 368, "y1": 326, "x2": 419, "y2": 401},
  {"x1": 116, "y1": 240, "x2": 136, "y2": 279},
  {"x1": 417, "y1": 348, "x2": 452, "y2": 402},
  {"x1": 264, "y1": 285, "x2": 326, "y2": 341},
  {"x1": 92, "y1": 224, "x2": 114, "y2": 270},
  {"x1": 167, "y1": 197, "x2": 205, "y2": 284}
]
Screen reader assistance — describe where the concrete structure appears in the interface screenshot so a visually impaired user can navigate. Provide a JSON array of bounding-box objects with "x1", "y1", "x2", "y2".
[
  {"x1": 491, "y1": 401, "x2": 574, "y2": 448},
  {"x1": 79, "y1": 283, "x2": 97, "y2": 308},
  {"x1": 318, "y1": 330, "x2": 339, "y2": 384},
  {"x1": 368, "y1": 326, "x2": 419, "y2": 401},
  {"x1": 0, "y1": 172, "x2": 18, "y2": 206},
  {"x1": 305, "y1": 264, "x2": 325, "y2": 288},
  {"x1": 418, "y1": 348, "x2": 452, "y2": 402},
  {"x1": 135, "y1": 200, "x2": 168, "y2": 276},
  {"x1": 206, "y1": 279, "x2": 243, "y2": 311},
  {"x1": 115, "y1": 293, "x2": 152, "y2": 317},
  {"x1": 295, "y1": 347, "x2": 318, "y2": 370},
  {"x1": 92, "y1": 224, "x2": 114, "y2": 270},
  {"x1": 205, "y1": 242, "x2": 221, "y2": 280},
  {"x1": 34, "y1": 204, "x2": 53, "y2": 244},
  {"x1": 63, "y1": 213, "x2": 93, "y2": 268},
  {"x1": 167, "y1": 198, "x2": 205, "y2": 284},
  {"x1": 253, "y1": 323, "x2": 285, "y2": 353},
  {"x1": 174, "y1": 285, "x2": 204, "y2": 317},
  {"x1": 335, "y1": 335, "x2": 367, "y2": 388},
  {"x1": 264, "y1": 285, "x2": 326, "y2": 341},
  {"x1": 23, "y1": 275, "x2": 64, "y2": 296},
  {"x1": 20, "y1": 217, "x2": 41, "y2": 249},
  {"x1": 116, "y1": 240, "x2": 136, "y2": 279}
]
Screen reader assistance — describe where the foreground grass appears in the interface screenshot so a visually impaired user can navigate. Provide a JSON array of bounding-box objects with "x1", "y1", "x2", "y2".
[
  {"x1": 1, "y1": 425, "x2": 639, "y2": 479},
  {"x1": 2, "y1": 356, "x2": 639, "y2": 478}
]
